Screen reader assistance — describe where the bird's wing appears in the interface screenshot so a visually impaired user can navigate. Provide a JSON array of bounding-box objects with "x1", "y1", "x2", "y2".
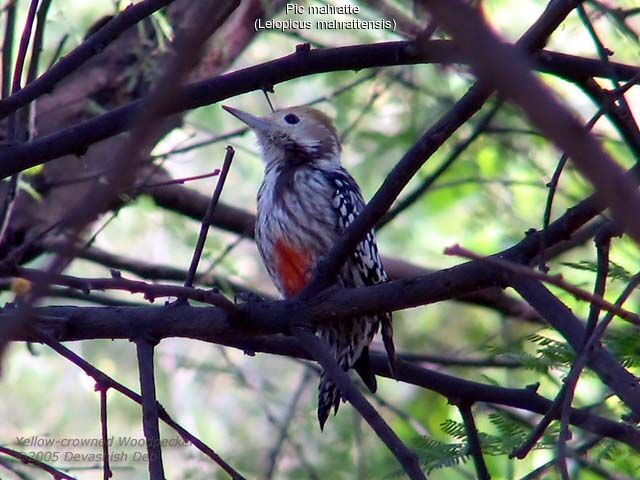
[
  {"x1": 327, "y1": 170, "x2": 388, "y2": 286},
  {"x1": 326, "y1": 169, "x2": 397, "y2": 377}
]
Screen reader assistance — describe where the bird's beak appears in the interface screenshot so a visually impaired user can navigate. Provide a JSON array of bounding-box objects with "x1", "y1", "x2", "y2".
[{"x1": 222, "y1": 105, "x2": 273, "y2": 135}]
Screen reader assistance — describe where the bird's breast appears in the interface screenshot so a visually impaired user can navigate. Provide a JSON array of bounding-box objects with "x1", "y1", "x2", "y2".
[
  {"x1": 256, "y1": 167, "x2": 338, "y2": 297},
  {"x1": 272, "y1": 239, "x2": 312, "y2": 297}
]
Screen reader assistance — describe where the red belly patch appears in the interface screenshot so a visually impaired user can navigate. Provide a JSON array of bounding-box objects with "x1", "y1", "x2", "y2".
[{"x1": 274, "y1": 239, "x2": 312, "y2": 297}]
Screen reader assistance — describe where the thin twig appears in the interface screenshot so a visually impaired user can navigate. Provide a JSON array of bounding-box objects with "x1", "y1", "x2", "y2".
[
  {"x1": 44, "y1": 167, "x2": 220, "y2": 191},
  {"x1": 578, "y1": 76, "x2": 640, "y2": 172},
  {"x1": 509, "y1": 382, "x2": 567, "y2": 460},
  {"x1": 10, "y1": 266, "x2": 238, "y2": 312},
  {"x1": 46, "y1": 33, "x2": 67, "y2": 69},
  {"x1": 152, "y1": 70, "x2": 380, "y2": 159},
  {"x1": 0, "y1": 445, "x2": 76, "y2": 479},
  {"x1": 46, "y1": 242, "x2": 264, "y2": 299},
  {"x1": 135, "y1": 338, "x2": 165, "y2": 480},
  {"x1": 459, "y1": 402, "x2": 490, "y2": 480},
  {"x1": 401, "y1": 351, "x2": 523, "y2": 368},
  {"x1": 353, "y1": 411, "x2": 366, "y2": 480},
  {"x1": 380, "y1": 99, "x2": 502, "y2": 228},
  {"x1": 584, "y1": 231, "x2": 612, "y2": 341},
  {"x1": 25, "y1": 0, "x2": 52, "y2": 84},
  {"x1": 445, "y1": 244, "x2": 640, "y2": 326},
  {"x1": 98, "y1": 387, "x2": 113, "y2": 480},
  {"x1": 578, "y1": 4, "x2": 634, "y2": 117},
  {"x1": 588, "y1": 0, "x2": 639, "y2": 42},
  {"x1": 0, "y1": 0, "x2": 177, "y2": 119},
  {"x1": 10, "y1": 0, "x2": 38, "y2": 94},
  {"x1": 12, "y1": 284, "x2": 146, "y2": 307},
  {"x1": 136, "y1": 169, "x2": 221, "y2": 191},
  {"x1": 0, "y1": 0, "x2": 16, "y2": 98},
  {"x1": 293, "y1": 327, "x2": 426, "y2": 480},
  {"x1": 263, "y1": 368, "x2": 312, "y2": 480},
  {"x1": 202, "y1": 235, "x2": 243, "y2": 275},
  {"x1": 517, "y1": 437, "x2": 602, "y2": 480},
  {"x1": 217, "y1": 349, "x2": 316, "y2": 479},
  {"x1": 184, "y1": 146, "x2": 234, "y2": 289},
  {"x1": 513, "y1": 230, "x2": 613, "y2": 462},
  {"x1": 339, "y1": 78, "x2": 386, "y2": 143},
  {"x1": 368, "y1": 390, "x2": 429, "y2": 436},
  {"x1": 538, "y1": 74, "x2": 640, "y2": 270}
]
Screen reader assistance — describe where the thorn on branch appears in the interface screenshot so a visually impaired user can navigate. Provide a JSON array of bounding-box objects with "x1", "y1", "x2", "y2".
[
  {"x1": 525, "y1": 382, "x2": 539, "y2": 392},
  {"x1": 295, "y1": 42, "x2": 310, "y2": 54}
]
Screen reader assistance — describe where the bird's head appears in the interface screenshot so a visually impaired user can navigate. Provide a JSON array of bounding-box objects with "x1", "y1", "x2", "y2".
[{"x1": 222, "y1": 105, "x2": 341, "y2": 169}]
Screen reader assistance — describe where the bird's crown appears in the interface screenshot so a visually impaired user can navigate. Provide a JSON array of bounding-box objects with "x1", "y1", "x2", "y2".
[{"x1": 223, "y1": 105, "x2": 341, "y2": 168}]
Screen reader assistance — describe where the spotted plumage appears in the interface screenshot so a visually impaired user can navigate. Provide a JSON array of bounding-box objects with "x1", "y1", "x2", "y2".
[{"x1": 222, "y1": 104, "x2": 396, "y2": 429}]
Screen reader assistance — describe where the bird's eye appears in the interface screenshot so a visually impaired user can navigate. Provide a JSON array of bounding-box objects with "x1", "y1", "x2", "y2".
[{"x1": 284, "y1": 113, "x2": 300, "y2": 125}]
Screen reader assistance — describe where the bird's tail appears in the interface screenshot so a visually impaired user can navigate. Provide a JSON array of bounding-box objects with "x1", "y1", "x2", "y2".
[
  {"x1": 381, "y1": 314, "x2": 398, "y2": 377},
  {"x1": 317, "y1": 346, "x2": 377, "y2": 430},
  {"x1": 316, "y1": 318, "x2": 380, "y2": 429},
  {"x1": 317, "y1": 372, "x2": 342, "y2": 430}
]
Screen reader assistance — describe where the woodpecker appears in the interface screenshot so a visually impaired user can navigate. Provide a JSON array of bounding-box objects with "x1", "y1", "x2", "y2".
[{"x1": 222, "y1": 104, "x2": 395, "y2": 429}]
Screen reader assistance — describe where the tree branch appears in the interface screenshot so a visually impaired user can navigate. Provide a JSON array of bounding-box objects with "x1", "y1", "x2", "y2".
[
  {"x1": 9, "y1": 308, "x2": 640, "y2": 451},
  {"x1": 459, "y1": 402, "x2": 490, "y2": 480},
  {"x1": 183, "y1": 147, "x2": 233, "y2": 289},
  {"x1": 1, "y1": 40, "x2": 638, "y2": 179},
  {"x1": 135, "y1": 338, "x2": 165, "y2": 480},
  {"x1": 512, "y1": 278, "x2": 640, "y2": 417},
  {"x1": 294, "y1": 327, "x2": 425, "y2": 479},
  {"x1": 0, "y1": 445, "x2": 76, "y2": 480},
  {"x1": 0, "y1": 0, "x2": 177, "y2": 118},
  {"x1": 422, "y1": 0, "x2": 640, "y2": 246},
  {"x1": 39, "y1": 331, "x2": 247, "y2": 479}
]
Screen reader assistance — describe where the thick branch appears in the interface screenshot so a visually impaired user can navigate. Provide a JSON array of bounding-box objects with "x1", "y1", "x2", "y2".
[
  {"x1": 0, "y1": 0, "x2": 176, "y2": 118},
  {"x1": 8, "y1": 304, "x2": 640, "y2": 450},
  {"x1": 299, "y1": 0, "x2": 585, "y2": 297},
  {"x1": 148, "y1": 185, "x2": 542, "y2": 322},
  {"x1": 0, "y1": 40, "x2": 638, "y2": 179}
]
